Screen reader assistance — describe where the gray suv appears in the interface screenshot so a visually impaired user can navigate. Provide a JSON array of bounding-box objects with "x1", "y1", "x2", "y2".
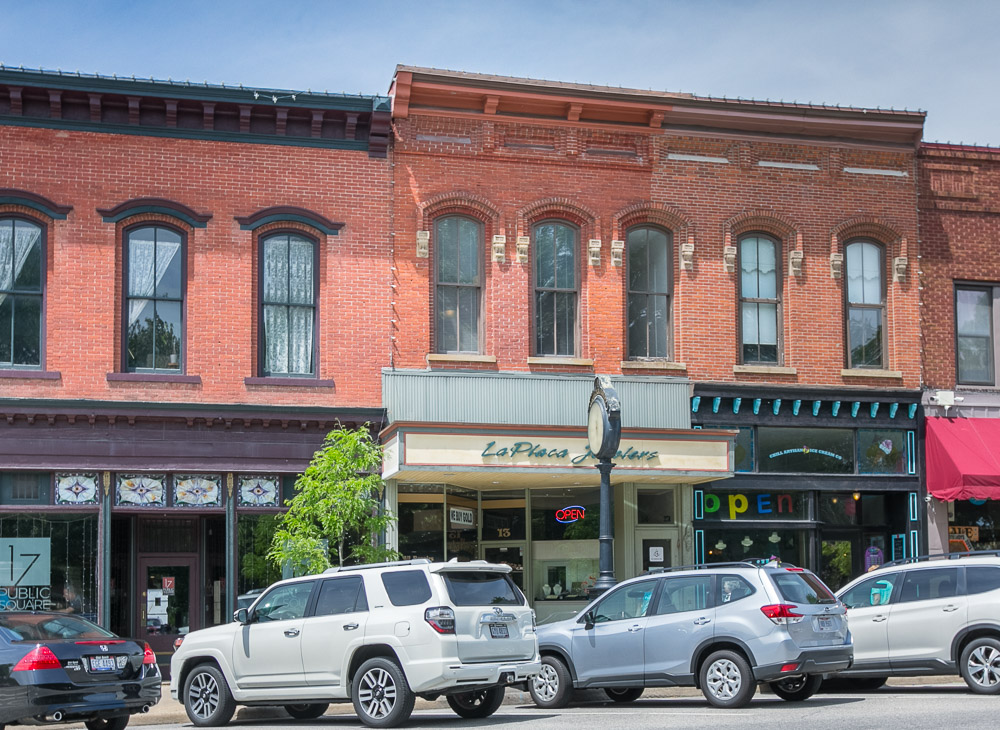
[{"x1": 529, "y1": 561, "x2": 851, "y2": 709}]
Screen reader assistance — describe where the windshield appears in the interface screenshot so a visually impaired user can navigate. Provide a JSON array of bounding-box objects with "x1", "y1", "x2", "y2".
[
  {"x1": 442, "y1": 571, "x2": 523, "y2": 606},
  {"x1": 0, "y1": 613, "x2": 115, "y2": 641},
  {"x1": 770, "y1": 571, "x2": 837, "y2": 604}
]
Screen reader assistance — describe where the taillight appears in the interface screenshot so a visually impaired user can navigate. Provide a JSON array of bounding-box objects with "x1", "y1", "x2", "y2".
[
  {"x1": 75, "y1": 640, "x2": 125, "y2": 645},
  {"x1": 12, "y1": 645, "x2": 62, "y2": 671},
  {"x1": 142, "y1": 642, "x2": 157, "y2": 665},
  {"x1": 424, "y1": 606, "x2": 456, "y2": 634},
  {"x1": 760, "y1": 604, "x2": 804, "y2": 625}
]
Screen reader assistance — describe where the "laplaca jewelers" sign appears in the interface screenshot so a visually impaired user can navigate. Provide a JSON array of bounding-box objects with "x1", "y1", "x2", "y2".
[{"x1": 482, "y1": 440, "x2": 659, "y2": 464}]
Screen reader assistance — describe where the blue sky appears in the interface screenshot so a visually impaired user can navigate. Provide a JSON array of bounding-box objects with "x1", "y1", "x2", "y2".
[{"x1": 2, "y1": 0, "x2": 998, "y2": 145}]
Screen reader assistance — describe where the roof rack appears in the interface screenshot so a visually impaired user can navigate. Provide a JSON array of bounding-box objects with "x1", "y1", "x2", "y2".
[
  {"x1": 324, "y1": 558, "x2": 430, "y2": 574},
  {"x1": 643, "y1": 559, "x2": 799, "y2": 576},
  {"x1": 881, "y1": 550, "x2": 1000, "y2": 568}
]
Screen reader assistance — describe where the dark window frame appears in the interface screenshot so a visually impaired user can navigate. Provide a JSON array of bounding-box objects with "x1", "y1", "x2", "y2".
[
  {"x1": 737, "y1": 232, "x2": 783, "y2": 365},
  {"x1": 0, "y1": 215, "x2": 47, "y2": 370},
  {"x1": 257, "y1": 229, "x2": 320, "y2": 378},
  {"x1": 532, "y1": 219, "x2": 580, "y2": 357},
  {"x1": 121, "y1": 223, "x2": 187, "y2": 374},
  {"x1": 625, "y1": 224, "x2": 674, "y2": 360},
  {"x1": 954, "y1": 283, "x2": 999, "y2": 386},
  {"x1": 433, "y1": 215, "x2": 485, "y2": 355},
  {"x1": 844, "y1": 238, "x2": 888, "y2": 369}
]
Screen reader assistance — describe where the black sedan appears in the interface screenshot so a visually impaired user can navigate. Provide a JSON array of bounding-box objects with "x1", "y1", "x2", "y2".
[{"x1": 0, "y1": 612, "x2": 160, "y2": 730}]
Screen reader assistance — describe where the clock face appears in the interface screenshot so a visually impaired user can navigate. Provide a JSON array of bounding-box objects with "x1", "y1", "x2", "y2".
[{"x1": 588, "y1": 397, "x2": 607, "y2": 454}]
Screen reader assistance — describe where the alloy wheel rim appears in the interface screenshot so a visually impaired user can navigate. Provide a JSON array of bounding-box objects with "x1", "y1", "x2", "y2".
[
  {"x1": 706, "y1": 659, "x2": 742, "y2": 700},
  {"x1": 533, "y1": 664, "x2": 559, "y2": 702},
  {"x1": 968, "y1": 645, "x2": 1000, "y2": 686},
  {"x1": 358, "y1": 667, "x2": 397, "y2": 719},
  {"x1": 188, "y1": 672, "x2": 220, "y2": 719}
]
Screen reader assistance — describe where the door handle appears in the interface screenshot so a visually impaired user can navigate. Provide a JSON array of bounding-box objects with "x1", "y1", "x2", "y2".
[
  {"x1": 693, "y1": 617, "x2": 712, "y2": 625},
  {"x1": 284, "y1": 629, "x2": 300, "y2": 637},
  {"x1": 627, "y1": 625, "x2": 642, "y2": 633},
  {"x1": 872, "y1": 615, "x2": 887, "y2": 622},
  {"x1": 343, "y1": 623, "x2": 359, "y2": 631},
  {"x1": 943, "y1": 605, "x2": 960, "y2": 612}
]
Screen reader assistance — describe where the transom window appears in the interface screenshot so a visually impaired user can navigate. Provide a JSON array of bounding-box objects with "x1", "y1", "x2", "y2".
[
  {"x1": 0, "y1": 218, "x2": 43, "y2": 368},
  {"x1": 435, "y1": 216, "x2": 482, "y2": 353},
  {"x1": 845, "y1": 240, "x2": 886, "y2": 368},
  {"x1": 739, "y1": 235, "x2": 780, "y2": 364},
  {"x1": 261, "y1": 232, "x2": 317, "y2": 376},
  {"x1": 125, "y1": 226, "x2": 184, "y2": 372},
  {"x1": 955, "y1": 285, "x2": 998, "y2": 385},
  {"x1": 627, "y1": 226, "x2": 672, "y2": 359},
  {"x1": 534, "y1": 221, "x2": 577, "y2": 356}
]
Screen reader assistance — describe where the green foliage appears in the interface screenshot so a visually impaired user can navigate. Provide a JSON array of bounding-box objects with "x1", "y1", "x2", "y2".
[
  {"x1": 820, "y1": 540, "x2": 854, "y2": 591},
  {"x1": 268, "y1": 426, "x2": 398, "y2": 575}
]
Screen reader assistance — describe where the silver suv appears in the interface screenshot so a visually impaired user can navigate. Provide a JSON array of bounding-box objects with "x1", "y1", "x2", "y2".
[
  {"x1": 170, "y1": 559, "x2": 539, "y2": 728},
  {"x1": 529, "y1": 561, "x2": 851, "y2": 709},
  {"x1": 835, "y1": 551, "x2": 1000, "y2": 693}
]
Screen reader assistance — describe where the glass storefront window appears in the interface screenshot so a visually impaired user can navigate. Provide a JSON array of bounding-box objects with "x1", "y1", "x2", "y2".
[
  {"x1": 819, "y1": 493, "x2": 860, "y2": 525},
  {"x1": 703, "y1": 528, "x2": 808, "y2": 567},
  {"x1": 699, "y1": 489, "x2": 808, "y2": 521},
  {"x1": 481, "y1": 489, "x2": 527, "y2": 541},
  {"x1": 952, "y1": 499, "x2": 1000, "y2": 551},
  {"x1": 531, "y1": 488, "x2": 599, "y2": 604},
  {"x1": 397, "y1": 484, "x2": 444, "y2": 562},
  {"x1": 704, "y1": 426, "x2": 754, "y2": 472},
  {"x1": 857, "y1": 429, "x2": 907, "y2": 474},
  {"x1": 446, "y1": 486, "x2": 477, "y2": 561},
  {"x1": 237, "y1": 513, "x2": 282, "y2": 596},
  {"x1": 758, "y1": 427, "x2": 855, "y2": 474},
  {"x1": 637, "y1": 488, "x2": 674, "y2": 524},
  {"x1": 531, "y1": 487, "x2": 600, "y2": 540}
]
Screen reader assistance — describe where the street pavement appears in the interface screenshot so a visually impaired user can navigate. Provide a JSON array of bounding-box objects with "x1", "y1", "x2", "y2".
[{"x1": 57, "y1": 678, "x2": 998, "y2": 730}]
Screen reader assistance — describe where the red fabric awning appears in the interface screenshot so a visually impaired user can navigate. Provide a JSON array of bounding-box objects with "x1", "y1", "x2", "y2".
[{"x1": 926, "y1": 417, "x2": 1000, "y2": 501}]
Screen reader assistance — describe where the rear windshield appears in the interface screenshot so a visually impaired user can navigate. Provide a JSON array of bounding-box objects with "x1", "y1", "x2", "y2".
[
  {"x1": 381, "y1": 570, "x2": 433, "y2": 606},
  {"x1": 770, "y1": 571, "x2": 837, "y2": 604},
  {"x1": 0, "y1": 614, "x2": 115, "y2": 641},
  {"x1": 442, "y1": 571, "x2": 523, "y2": 606}
]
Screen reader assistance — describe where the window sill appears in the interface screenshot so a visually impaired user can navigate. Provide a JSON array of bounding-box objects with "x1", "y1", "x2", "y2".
[
  {"x1": 426, "y1": 353, "x2": 498, "y2": 364},
  {"x1": 621, "y1": 360, "x2": 687, "y2": 371},
  {"x1": 734, "y1": 365, "x2": 798, "y2": 375},
  {"x1": 244, "y1": 376, "x2": 335, "y2": 387},
  {"x1": 526, "y1": 357, "x2": 594, "y2": 367},
  {"x1": 0, "y1": 369, "x2": 61, "y2": 380},
  {"x1": 840, "y1": 369, "x2": 903, "y2": 379},
  {"x1": 107, "y1": 372, "x2": 202, "y2": 384}
]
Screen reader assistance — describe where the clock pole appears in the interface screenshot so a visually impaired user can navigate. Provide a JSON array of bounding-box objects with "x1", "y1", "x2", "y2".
[{"x1": 587, "y1": 377, "x2": 622, "y2": 598}]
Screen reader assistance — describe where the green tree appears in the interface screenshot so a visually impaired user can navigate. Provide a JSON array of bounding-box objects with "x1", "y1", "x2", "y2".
[{"x1": 268, "y1": 426, "x2": 398, "y2": 575}]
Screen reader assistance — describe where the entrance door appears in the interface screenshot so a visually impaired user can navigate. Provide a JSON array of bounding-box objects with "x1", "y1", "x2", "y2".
[
  {"x1": 820, "y1": 533, "x2": 861, "y2": 591},
  {"x1": 138, "y1": 555, "x2": 198, "y2": 673},
  {"x1": 481, "y1": 543, "x2": 526, "y2": 591}
]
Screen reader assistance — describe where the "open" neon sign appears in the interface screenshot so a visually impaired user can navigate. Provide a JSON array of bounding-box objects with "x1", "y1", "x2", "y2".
[{"x1": 555, "y1": 506, "x2": 586, "y2": 524}]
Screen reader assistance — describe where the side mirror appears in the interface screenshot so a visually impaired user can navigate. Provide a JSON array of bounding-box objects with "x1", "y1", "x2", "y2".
[
  {"x1": 234, "y1": 608, "x2": 249, "y2": 624},
  {"x1": 583, "y1": 611, "x2": 595, "y2": 630}
]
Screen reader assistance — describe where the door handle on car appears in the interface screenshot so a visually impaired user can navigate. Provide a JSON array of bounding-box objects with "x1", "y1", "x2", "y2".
[
  {"x1": 943, "y1": 605, "x2": 960, "y2": 612},
  {"x1": 693, "y1": 617, "x2": 712, "y2": 626},
  {"x1": 343, "y1": 623, "x2": 359, "y2": 631},
  {"x1": 872, "y1": 615, "x2": 887, "y2": 622},
  {"x1": 284, "y1": 628, "x2": 300, "y2": 637},
  {"x1": 627, "y1": 624, "x2": 643, "y2": 633}
]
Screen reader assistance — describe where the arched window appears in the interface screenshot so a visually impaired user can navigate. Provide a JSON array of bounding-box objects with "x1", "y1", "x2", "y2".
[
  {"x1": 260, "y1": 232, "x2": 317, "y2": 376},
  {"x1": 739, "y1": 234, "x2": 780, "y2": 364},
  {"x1": 845, "y1": 240, "x2": 885, "y2": 369},
  {"x1": 533, "y1": 221, "x2": 577, "y2": 356},
  {"x1": 124, "y1": 225, "x2": 185, "y2": 372},
  {"x1": 434, "y1": 216, "x2": 482, "y2": 353},
  {"x1": 627, "y1": 226, "x2": 672, "y2": 359},
  {"x1": 0, "y1": 217, "x2": 43, "y2": 368}
]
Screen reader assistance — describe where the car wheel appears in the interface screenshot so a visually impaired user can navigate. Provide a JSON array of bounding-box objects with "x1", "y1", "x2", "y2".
[
  {"x1": 529, "y1": 655, "x2": 572, "y2": 709},
  {"x1": 446, "y1": 686, "x2": 505, "y2": 718},
  {"x1": 85, "y1": 719, "x2": 130, "y2": 730},
  {"x1": 284, "y1": 703, "x2": 330, "y2": 719},
  {"x1": 604, "y1": 687, "x2": 643, "y2": 703},
  {"x1": 769, "y1": 674, "x2": 822, "y2": 701},
  {"x1": 351, "y1": 657, "x2": 415, "y2": 728},
  {"x1": 183, "y1": 663, "x2": 237, "y2": 727},
  {"x1": 699, "y1": 650, "x2": 756, "y2": 708},
  {"x1": 960, "y1": 637, "x2": 1000, "y2": 694}
]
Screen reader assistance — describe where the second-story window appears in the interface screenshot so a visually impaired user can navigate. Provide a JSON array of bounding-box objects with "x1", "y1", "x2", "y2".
[
  {"x1": 627, "y1": 225, "x2": 672, "y2": 358},
  {"x1": 534, "y1": 221, "x2": 577, "y2": 356},
  {"x1": 125, "y1": 225, "x2": 184, "y2": 371},
  {"x1": 739, "y1": 234, "x2": 780, "y2": 364},
  {"x1": 845, "y1": 240, "x2": 885, "y2": 369},
  {"x1": 956, "y1": 285, "x2": 997, "y2": 385},
  {"x1": 261, "y1": 232, "x2": 316, "y2": 376},
  {"x1": 435, "y1": 216, "x2": 482, "y2": 353},
  {"x1": 0, "y1": 217, "x2": 43, "y2": 369}
]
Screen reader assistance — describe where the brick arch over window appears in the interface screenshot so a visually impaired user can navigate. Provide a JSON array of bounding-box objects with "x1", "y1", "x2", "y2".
[
  {"x1": 723, "y1": 209, "x2": 802, "y2": 252},
  {"x1": 613, "y1": 202, "x2": 692, "y2": 249},
  {"x1": 516, "y1": 197, "x2": 598, "y2": 240},
  {"x1": 97, "y1": 198, "x2": 212, "y2": 229},
  {"x1": 831, "y1": 216, "x2": 907, "y2": 260},
  {"x1": 418, "y1": 192, "x2": 502, "y2": 232}
]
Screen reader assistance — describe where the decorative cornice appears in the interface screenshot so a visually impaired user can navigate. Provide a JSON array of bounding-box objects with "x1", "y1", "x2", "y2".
[
  {"x1": 0, "y1": 188, "x2": 73, "y2": 219},
  {"x1": 97, "y1": 198, "x2": 212, "y2": 228},
  {"x1": 235, "y1": 206, "x2": 344, "y2": 236}
]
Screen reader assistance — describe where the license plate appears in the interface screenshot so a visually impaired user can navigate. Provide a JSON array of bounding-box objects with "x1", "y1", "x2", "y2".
[
  {"x1": 89, "y1": 655, "x2": 116, "y2": 672},
  {"x1": 815, "y1": 616, "x2": 835, "y2": 632},
  {"x1": 489, "y1": 623, "x2": 509, "y2": 639}
]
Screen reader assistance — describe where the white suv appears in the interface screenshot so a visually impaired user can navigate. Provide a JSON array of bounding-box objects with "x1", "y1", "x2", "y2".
[{"x1": 170, "y1": 559, "x2": 540, "y2": 728}]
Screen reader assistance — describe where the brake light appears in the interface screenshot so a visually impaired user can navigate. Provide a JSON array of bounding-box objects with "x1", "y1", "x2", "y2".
[
  {"x1": 760, "y1": 604, "x2": 804, "y2": 625},
  {"x1": 13, "y1": 645, "x2": 62, "y2": 671},
  {"x1": 75, "y1": 640, "x2": 125, "y2": 645},
  {"x1": 424, "y1": 606, "x2": 456, "y2": 634},
  {"x1": 785, "y1": 567, "x2": 805, "y2": 572},
  {"x1": 780, "y1": 662, "x2": 801, "y2": 673},
  {"x1": 142, "y1": 643, "x2": 157, "y2": 665}
]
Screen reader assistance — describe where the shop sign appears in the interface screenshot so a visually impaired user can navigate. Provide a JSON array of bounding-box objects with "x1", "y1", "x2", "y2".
[
  {"x1": 555, "y1": 505, "x2": 586, "y2": 524},
  {"x1": 162, "y1": 577, "x2": 176, "y2": 596},
  {"x1": 700, "y1": 491, "x2": 806, "y2": 521},
  {"x1": 950, "y1": 525, "x2": 980, "y2": 542},
  {"x1": 0, "y1": 538, "x2": 53, "y2": 611},
  {"x1": 449, "y1": 507, "x2": 475, "y2": 529},
  {"x1": 482, "y1": 441, "x2": 659, "y2": 465}
]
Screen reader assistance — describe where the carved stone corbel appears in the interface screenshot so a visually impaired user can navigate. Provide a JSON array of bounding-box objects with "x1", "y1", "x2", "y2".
[
  {"x1": 588, "y1": 239, "x2": 602, "y2": 266},
  {"x1": 516, "y1": 236, "x2": 530, "y2": 264},
  {"x1": 416, "y1": 230, "x2": 429, "y2": 258},
  {"x1": 893, "y1": 255, "x2": 908, "y2": 282},
  {"x1": 789, "y1": 250, "x2": 804, "y2": 277},
  {"x1": 610, "y1": 240, "x2": 624, "y2": 267},
  {"x1": 830, "y1": 252, "x2": 844, "y2": 279},
  {"x1": 723, "y1": 245, "x2": 737, "y2": 273},
  {"x1": 491, "y1": 235, "x2": 506, "y2": 263},
  {"x1": 680, "y1": 242, "x2": 695, "y2": 271}
]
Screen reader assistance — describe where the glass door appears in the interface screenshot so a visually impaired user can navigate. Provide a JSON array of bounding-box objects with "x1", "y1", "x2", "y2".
[
  {"x1": 137, "y1": 555, "x2": 198, "y2": 674},
  {"x1": 481, "y1": 542, "x2": 525, "y2": 591},
  {"x1": 820, "y1": 532, "x2": 861, "y2": 591}
]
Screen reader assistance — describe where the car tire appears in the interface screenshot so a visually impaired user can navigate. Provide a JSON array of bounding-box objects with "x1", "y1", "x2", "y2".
[
  {"x1": 699, "y1": 649, "x2": 756, "y2": 708},
  {"x1": 351, "y1": 657, "x2": 415, "y2": 728},
  {"x1": 183, "y1": 663, "x2": 237, "y2": 727},
  {"x1": 85, "y1": 719, "x2": 130, "y2": 730},
  {"x1": 960, "y1": 637, "x2": 1000, "y2": 694},
  {"x1": 604, "y1": 687, "x2": 643, "y2": 703},
  {"x1": 769, "y1": 674, "x2": 822, "y2": 702},
  {"x1": 529, "y1": 655, "x2": 573, "y2": 709},
  {"x1": 284, "y1": 703, "x2": 330, "y2": 720},
  {"x1": 446, "y1": 686, "x2": 505, "y2": 718}
]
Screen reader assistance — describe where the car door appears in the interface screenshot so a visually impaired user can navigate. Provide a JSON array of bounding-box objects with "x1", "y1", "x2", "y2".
[
  {"x1": 887, "y1": 567, "x2": 967, "y2": 668},
  {"x1": 643, "y1": 574, "x2": 714, "y2": 684},
  {"x1": 838, "y1": 572, "x2": 900, "y2": 668},
  {"x1": 570, "y1": 579, "x2": 658, "y2": 686},
  {"x1": 231, "y1": 580, "x2": 315, "y2": 689},
  {"x1": 300, "y1": 576, "x2": 369, "y2": 688}
]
